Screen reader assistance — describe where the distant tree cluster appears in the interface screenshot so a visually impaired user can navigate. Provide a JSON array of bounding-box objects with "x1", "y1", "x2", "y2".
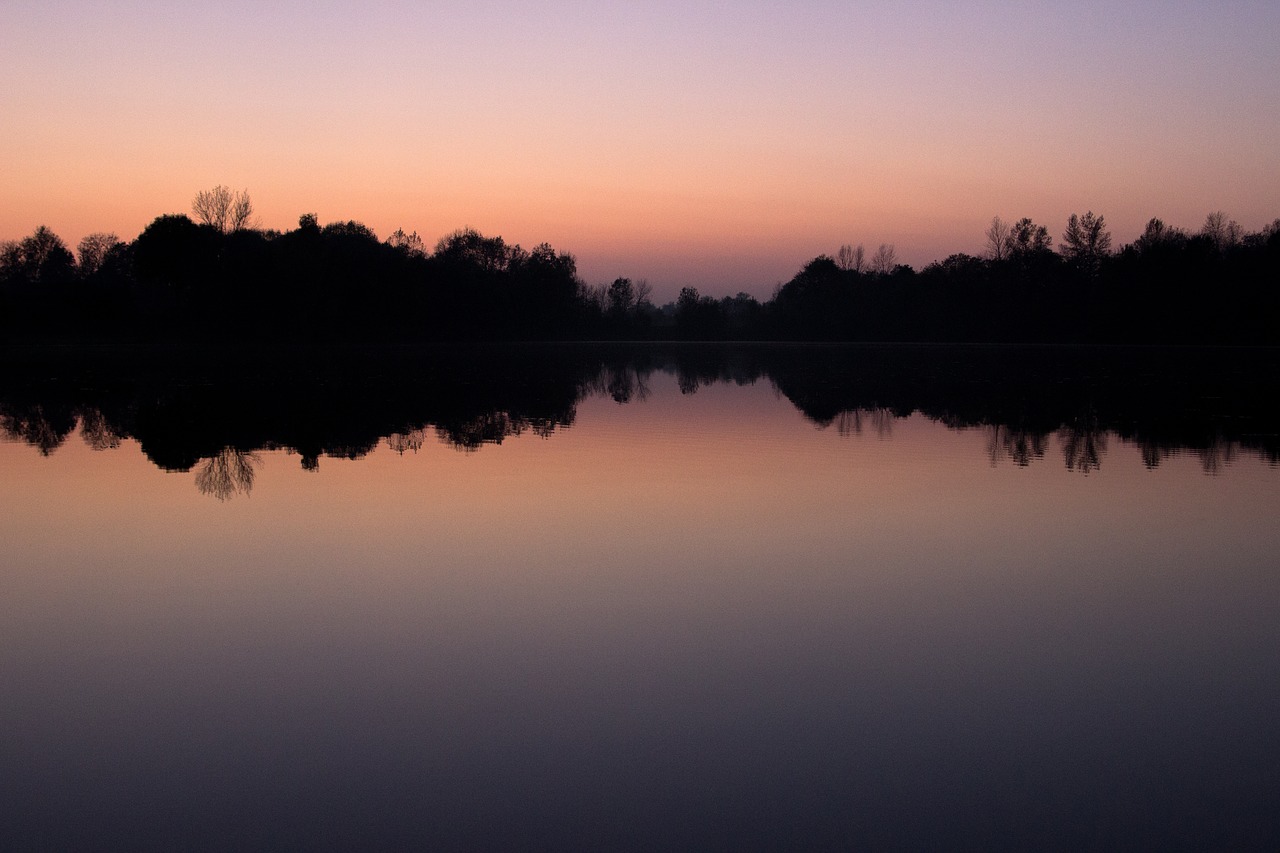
[
  {"x1": 769, "y1": 211, "x2": 1279, "y2": 343},
  {"x1": 1, "y1": 188, "x2": 590, "y2": 341},
  {"x1": 2, "y1": 189, "x2": 1277, "y2": 343}
]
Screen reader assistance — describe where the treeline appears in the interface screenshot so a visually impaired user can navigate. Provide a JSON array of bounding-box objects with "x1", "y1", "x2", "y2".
[
  {"x1": 0, "y1": 214, "x2": 590, "y2": 341},
  {"x1": 771, "y1": 213, "x2": 1280, "y2": 344},
  {"x1": 2, "y1": 196, "x2": 1278, "y2": 343}
]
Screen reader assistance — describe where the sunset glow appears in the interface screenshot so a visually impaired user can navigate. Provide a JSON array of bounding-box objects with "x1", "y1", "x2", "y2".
[{"x1": 5, "y1": 1, "x2": 1279, "y2": 298}]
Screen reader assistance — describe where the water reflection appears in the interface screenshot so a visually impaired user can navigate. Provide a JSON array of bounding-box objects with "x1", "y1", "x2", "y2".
[
  {"x1": 2, "y1": 345, "x2": 1279, "y2": 850},
  {"x1": 0, "y1": 400, "x2": 76, "y2": 455},
  {"x1": 1060, "y1": 409, "x2": 1108, "y2": 474},
  {"x1": 985, "y1": 424, "x2": 1048, "y2": 467},
  {"x1": 2, "y1": 344, "x2": 1277, "y2": 496},
  {"x1": 195, "y1": 447, "x2": 261, "y2": 501},
  {"x1": 832, "y1": 407, "x2": 896, "y2": 438}
]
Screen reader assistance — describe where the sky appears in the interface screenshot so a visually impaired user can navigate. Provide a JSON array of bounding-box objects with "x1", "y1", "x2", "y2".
[{"x1": 3, "y1": 0, "x2": 1279, "y2": 300}]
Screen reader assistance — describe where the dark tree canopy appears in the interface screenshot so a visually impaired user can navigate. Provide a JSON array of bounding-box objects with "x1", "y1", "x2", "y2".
[{"x1": 0, "y1": 225, "x2": 76, "y2": 288}]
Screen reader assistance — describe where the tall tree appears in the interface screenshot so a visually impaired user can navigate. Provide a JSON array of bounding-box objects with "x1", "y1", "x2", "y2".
[
  {"x1": 984, "y1": 216, "x2": 1011, "y2": 261},
  {"x1": 836, "y1": 243, "x2": 865, "y2": 272},
  {"x1": 870, "y1": 243, "x2": 897, "y2": 275},
  {"x1": 1005, "y1": 218, "x2": 1052, "y2": 257},
  {"x1": 1061, "y1": 211, "x2": 1112, "y2": 268},
  {"x1": 607, "y1": 277, "x2": 636, "y2": 316}
]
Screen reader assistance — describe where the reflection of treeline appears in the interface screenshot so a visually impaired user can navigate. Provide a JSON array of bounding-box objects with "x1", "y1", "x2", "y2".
[
  {"x1": 584, "y1": 344, "x2": 1280, "y2": 473},
  {"x1": 2, "y1": 345, "x2": 1276, "y2": 496},
  {"x1": 758, "y1": 344, "x2": 1280, "y2": 473},
  {"x1": 2, "y1": 205, "x2": 1277, "y2": 343},
  {"x1": 0, "y1": 345, "x2": 595, "y2": 487}
]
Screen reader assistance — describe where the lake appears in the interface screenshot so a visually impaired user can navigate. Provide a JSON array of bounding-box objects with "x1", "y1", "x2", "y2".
[{"x1": 2, "y1": 343, "x2": 1278, "y2": 850}]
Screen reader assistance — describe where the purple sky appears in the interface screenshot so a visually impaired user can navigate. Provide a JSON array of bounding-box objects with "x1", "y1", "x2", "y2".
[{"x1": 4, "y1": 0, "x2": 1278, "y2": 299}]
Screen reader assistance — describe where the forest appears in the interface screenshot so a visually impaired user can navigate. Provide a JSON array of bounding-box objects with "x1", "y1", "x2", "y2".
[{"x1": 3, "y1": 187, "x2": 1278, "y2": 344}]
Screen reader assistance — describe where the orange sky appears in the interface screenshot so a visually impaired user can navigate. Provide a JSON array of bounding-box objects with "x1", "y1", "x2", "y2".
[{"x1": 4, "y1": 1, "x2": 1279, "y2": 299}]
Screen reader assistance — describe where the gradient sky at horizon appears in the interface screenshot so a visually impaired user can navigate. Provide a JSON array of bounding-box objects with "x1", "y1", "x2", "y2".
[{"x1": 4, "y1": 0, "x2": 1278, "y2": 299}]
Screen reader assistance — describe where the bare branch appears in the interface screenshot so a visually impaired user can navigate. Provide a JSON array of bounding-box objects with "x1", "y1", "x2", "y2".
[
  {"x1": 870, "y1": 243, "x2": 897, "y2": 275},
  {"x1": 193, "y1": 185, "x2": 255, "y2": 233},
  {"x1": 984, "y1": 216, "x2": 1010, "y2": 261},
  {"x1": 76, "y1": 232, "x2": 120, "y2": 276}
]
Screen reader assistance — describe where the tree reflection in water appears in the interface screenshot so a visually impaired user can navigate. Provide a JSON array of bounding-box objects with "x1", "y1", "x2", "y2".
[
  {"x1": 1060, "y1": 410, "x2": 1108, "y2": 474},
  {"x1": 586, "y1": 364, "x2": 652, "y2": 403},
  {"x1": 1, "y1": 344, "x2": 1277, "y2": 498},
  {"x1": 985, "y1": 425, "x2": 1049, "y2": 467},
  {"x1": 79, "y1": 408, "x2": 122, "y2": 451},
  {"x1": 832, "y1": 408, "x2": 895, "y2": 438},
  {"x1": 386, "y1": 428, "x2": 428, "y2": 455},
  {"x1": 1194, "y1": 439, "x2": 1238, "y2": 475},
  {"x1": 0, "y1": 402, "x2": 76, "y2": 456},
  {"x1": 194, "y1": 447, "x2": 261, "y2": 501}
]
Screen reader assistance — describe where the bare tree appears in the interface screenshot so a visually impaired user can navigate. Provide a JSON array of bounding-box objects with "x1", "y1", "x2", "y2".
[
  {"x1": 634, "y1": 278, "x2": 653, "y2": 307},
  {"x1": 230, "y1": 191, "x2": 255, "y2": 231},
  {"x1": 193, "y1": 185, "x2": 255, "y2": 233},
  {"x1": 1201, "y1": 211, "x2": 1242, "y2": 251},
  {"x1": 836, "y1": 243, "x2": 865, "y2": 272},
  {"x1": 870, "y1": 243, "x2": 897, "y2": 275},
  {"x1": 386, "y1": 228, "x2": 426, "y2": 256},
  {"x1": 984, "y1": 216, "x2": 1011, "y2": 261},
  {"x1": 76, "y1": 232, "x2": 120, "y2": 276},
  {"x1": 195, "y1": 447, "x2": 261, "y2": 500}
]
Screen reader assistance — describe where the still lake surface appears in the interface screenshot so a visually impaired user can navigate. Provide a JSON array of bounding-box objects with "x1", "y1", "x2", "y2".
[{"x1": 2, "y1": 344, "x2": 1278, "y2": 850}]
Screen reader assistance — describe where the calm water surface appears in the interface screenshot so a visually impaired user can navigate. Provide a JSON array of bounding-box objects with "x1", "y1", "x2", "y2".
[{"x1": 2, "y1": 346, "x2": 1278, "y2": 850}]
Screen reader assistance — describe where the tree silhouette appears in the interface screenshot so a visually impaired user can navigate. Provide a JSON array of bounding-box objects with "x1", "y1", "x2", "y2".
[
  {"x1": 0, "y1": 226, "x2": 76, "y2": 287},
  {"x1": 3, "y1": 195, "x2": 1277, "y2": 345},
  {"x1": 1061, "y1": 211, "x2": 1112, "y2": 274},
  {"x1": 386, "y1": 228, "x2": 427, "y2": 257},
  {"x1": 1132, "y1": 218, "x2": 1185, "y2": 252},
  {"x1": 132, "y1": 214, "x2": 219, "y2": 291},
  {"x1": 836, "y1": 243, "x2": 865, "y2": 272},
  {"x1": 192, "y1": 185, "x2": 255, "y2": 233},
  {"x1": 984, "y1": 216, "x2": 1011, "y2": 261},
  {"x1": 1201, "y1": 211, "x2": 1243, "y2": 252},
  {"x1": 1005, "y1": 218, "x2": 1053, "y2": 257},
  {"x1": 870, "y1": 244, "x2": 898, "y2": 275},
  {"x1": 434, "y1": 228, "x2": 515, "y2": 272},
  {"x1": 76, "y1": 232, "x2": 121, "y2": 277}
]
